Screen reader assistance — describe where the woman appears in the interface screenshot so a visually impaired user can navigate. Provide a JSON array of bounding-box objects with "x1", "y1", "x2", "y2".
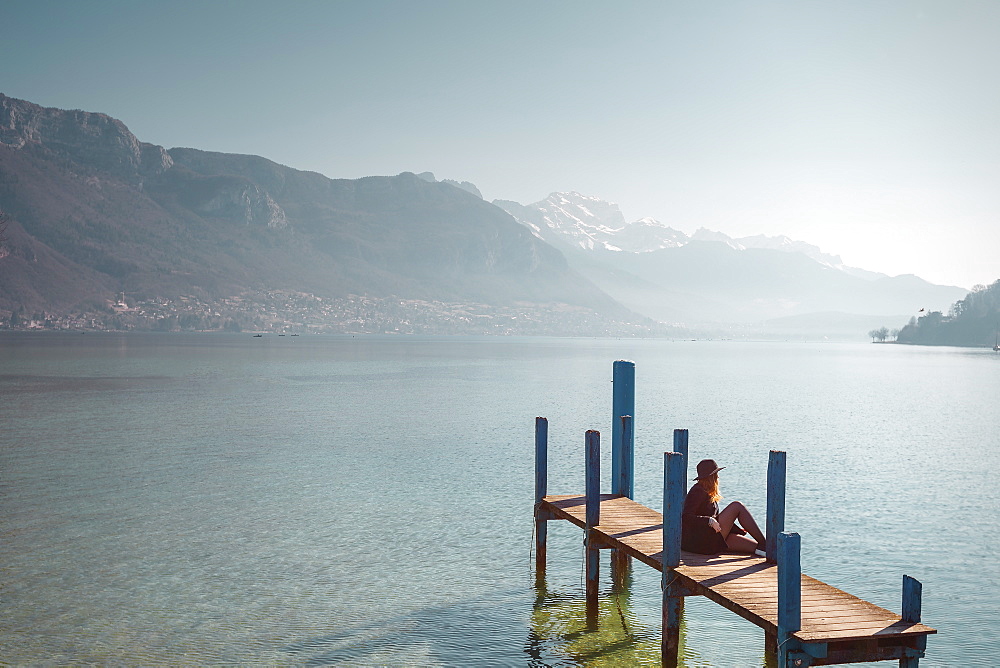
[{"x1": 681, "y1": 458, "x2": 766, "y2": 555}]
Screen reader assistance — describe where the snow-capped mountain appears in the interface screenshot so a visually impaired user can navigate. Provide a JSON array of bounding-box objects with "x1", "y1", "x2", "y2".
[
  {"x1": 495, "y1": 191, "x2": 887, "y2": 279},
  {"x1": 492, "y1": 190, "x2": 970, "y2": 328},
  {"x1": 699, "y1": 230, "x2": 887, "y2": 279},
  {"x1": 495, "y1": 192, "x2": 687, "y2": 253}
]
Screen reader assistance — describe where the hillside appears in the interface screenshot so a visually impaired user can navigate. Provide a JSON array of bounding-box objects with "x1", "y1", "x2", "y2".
[
  {"x1": 0, "y1": 94, "x2": 638, "y2": 333},
  {"x1": 896, "y1": 280, "x2": 1000, "y2": 347}
]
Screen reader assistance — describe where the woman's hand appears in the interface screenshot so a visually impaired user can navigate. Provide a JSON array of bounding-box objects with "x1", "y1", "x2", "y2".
[{"x1": 708, "y1": 517, "x2": 722, "y2": 533}]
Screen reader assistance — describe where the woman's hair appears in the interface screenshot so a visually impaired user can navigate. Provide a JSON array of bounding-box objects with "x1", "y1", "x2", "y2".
[{"x1": 698, "y1": 473, "x2": 723, "y2": 503}]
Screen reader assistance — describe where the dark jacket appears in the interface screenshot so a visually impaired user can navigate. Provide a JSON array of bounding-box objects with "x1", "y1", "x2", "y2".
[{"x1": 681, "y1": 484, "x2": 728, "y2": 554}]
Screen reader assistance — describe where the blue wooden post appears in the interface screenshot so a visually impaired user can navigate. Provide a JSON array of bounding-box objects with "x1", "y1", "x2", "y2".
[
  {"x1": 900, "y1": 575, "x2": 925, "y2": 668},
  {"x1": 585, "y1": 429, "x2": 601, "y2": 624},
  {"x1": 586, "y1": 430, "x2": 601, "y2": 528},
  {"x1": 766, "y1": 450, "x2": 787, "y2": 563},
  {"x1": 662, "y1": 451, "x2": 685, "y2": 570},
  {"x1": 662, "y1": 451, "x2": 685, "y2": 667},
  {"x1": 619, "y1": 415, "x2": 634, "y2": 499},
  {"x1": 673, "y1": 428, "x2": 689, "y2": 478},
  {"x1": 611, "y1": 360, "x2": 635, "y2": 496},
  {"x1": 902, "y1": 575, "x2": 922, "y2": 623},
  {"x1": 534, "y1": 417, "x2": 548, "y2": 580},
  {"x1": 777, "y1": 531, "x2": 801, "y2": 668},
  {"x1": 612, "y1": 415, "x2": 635, "y2": 584}
]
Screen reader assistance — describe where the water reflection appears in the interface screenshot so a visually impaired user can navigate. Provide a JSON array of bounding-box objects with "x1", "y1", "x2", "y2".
[
  {"x1": 280, "y1": 592, "x2": 529, "y2": 666},
  {"x1": 279, "y1": 570, "x2": 685, "y2": 666},
  {"x1": 527, "y1": 564, "x2": 706, "y2": 667}
]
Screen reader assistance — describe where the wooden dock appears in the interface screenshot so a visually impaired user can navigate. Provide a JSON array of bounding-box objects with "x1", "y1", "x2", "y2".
[
  {"x1": 540, "y1": 493, "x2": 935, "y2": 665},
  {"x1": 532, "y1": 360, "x2": 936, "y2": 667}
]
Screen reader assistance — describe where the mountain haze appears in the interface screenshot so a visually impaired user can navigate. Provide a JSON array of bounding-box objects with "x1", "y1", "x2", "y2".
[
  {"x1": 0, "y1": 93, "x2": 968, "y2": 337},
  {"x1": 496, "y1": 192, "x2": 967, "y2": 328},
  {"x1": 0, "y1": 94, "x2": 635, "y2": 332}
]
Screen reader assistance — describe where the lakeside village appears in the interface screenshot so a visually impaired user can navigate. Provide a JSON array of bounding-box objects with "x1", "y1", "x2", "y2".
[{"x1": 1, "y1": 290, "x2": 676, "y2": 337}]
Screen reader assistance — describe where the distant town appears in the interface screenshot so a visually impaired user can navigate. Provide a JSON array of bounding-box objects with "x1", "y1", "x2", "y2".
[{"x1": 1, "y1": 291, "x2": 676, "y2": 337}]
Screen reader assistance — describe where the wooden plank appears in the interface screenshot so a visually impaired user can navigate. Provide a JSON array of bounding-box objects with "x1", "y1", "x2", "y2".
[
  {"x1": 797, "y1": 623, "x2": 934, "y2": 643},
  {"x1": 539, "y1": 494, "x2": 937, "y2": 646},
  {"x1": 801, "y1": 609, "x2": 901, "y2": 621}
]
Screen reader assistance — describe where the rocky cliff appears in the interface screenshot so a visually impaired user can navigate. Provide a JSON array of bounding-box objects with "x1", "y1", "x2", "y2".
[
  {"x1": 0, "y1": 94, "x2": 633, "y2": 326},
  {"x1": 0, "y1": 94, "x2": 172, "y2": 182}
]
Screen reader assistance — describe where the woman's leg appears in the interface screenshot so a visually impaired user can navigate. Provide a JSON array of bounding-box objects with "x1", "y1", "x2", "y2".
[
  {"x1": 716, "y1": 501, "x2": 765, "y2": 544},
  {"x1": 724, "y1": 531, "x2": 759, "y2": 553}
]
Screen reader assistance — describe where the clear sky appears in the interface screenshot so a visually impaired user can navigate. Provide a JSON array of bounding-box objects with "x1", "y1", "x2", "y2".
[{"x1": 4, "y1": 0, "x2": 998, "y2": 288}]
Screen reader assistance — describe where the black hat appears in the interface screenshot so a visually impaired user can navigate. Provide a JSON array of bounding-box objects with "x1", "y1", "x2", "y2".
[{"x1": 694, "y1": 459, "x2": 725, "y2": 481}]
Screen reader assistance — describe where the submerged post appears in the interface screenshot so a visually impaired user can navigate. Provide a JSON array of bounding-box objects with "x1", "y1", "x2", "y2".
[
  {"x1": 585, "y1": 429, "x2": 601, "y2": 625},
  {"x1": 534, "y1": 417, "x2": 548, "y2": 581},
  {"x1": 766, "y1": 450, "x2": 787, "y2": 563},
  {"x1": 611, "y1": 360, "x2": 635, "y2": 496},
  {"x1": 662, "y1": 451, "x2": 685, "y2": 667},
  {"x1": 777, "y1": 531, "x2": 801, "y2": 668},
  {"x1": 900, "y1": 575, "x2": 925, "y2": 668}
]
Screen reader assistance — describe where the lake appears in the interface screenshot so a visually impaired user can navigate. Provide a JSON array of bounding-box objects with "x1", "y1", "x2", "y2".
[{"x1": 1, "y1": 332, "x2": 997, "y2": 666}]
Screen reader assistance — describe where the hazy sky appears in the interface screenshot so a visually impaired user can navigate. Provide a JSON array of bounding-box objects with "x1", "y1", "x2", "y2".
[{"x1": 4, "y1": 1, "x2": 998, "y2": 288}]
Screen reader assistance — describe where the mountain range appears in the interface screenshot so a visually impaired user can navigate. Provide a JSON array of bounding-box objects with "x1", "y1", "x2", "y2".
[
  {"x1": 494, "y1": 191, "x2": 966, "y2": 330},
  {"x1": 0, "y1": 93, "x2": 968, "y2": 337},
  {"x1": 0, "y1": 93, "x2": 634, "y2": 334}
]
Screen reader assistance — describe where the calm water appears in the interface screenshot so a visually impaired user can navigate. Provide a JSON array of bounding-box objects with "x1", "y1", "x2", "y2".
[{"x1": 1, "y1": 333, "x2": 997, "y2": 666}]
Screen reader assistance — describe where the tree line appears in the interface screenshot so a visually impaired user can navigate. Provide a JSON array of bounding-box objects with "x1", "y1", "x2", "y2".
[
  {"x1": 893, "y1": 279, "x2": 1000, "y2": 347},
  {"x1": 867, "y1": 326, "x2": 900, "y2": 343}
]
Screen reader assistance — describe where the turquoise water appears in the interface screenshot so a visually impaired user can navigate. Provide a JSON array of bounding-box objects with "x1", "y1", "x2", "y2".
[{"x1": 1, "y1": 333, "x2": 997, "y2": 666}]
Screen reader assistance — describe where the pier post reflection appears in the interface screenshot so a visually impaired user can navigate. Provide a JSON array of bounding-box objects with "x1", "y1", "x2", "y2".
[{"x1": 527, "y1": 565, "x2": 683, "y2": 666}]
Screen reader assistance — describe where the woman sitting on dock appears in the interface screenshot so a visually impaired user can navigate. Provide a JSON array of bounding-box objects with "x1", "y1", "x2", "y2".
[{"x1": 682, "y1": 459, "x2": 766, "y2": 555}]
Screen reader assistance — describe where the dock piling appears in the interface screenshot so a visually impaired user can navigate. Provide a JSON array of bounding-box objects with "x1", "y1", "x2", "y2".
[
  {"x1": 901, "y1": 575, "x2": 925, "y2": 667},
  {"x1": 618, "y1": 415, "x2": 634, "y2": 499},
  {"x1": 612, "y1": 415, "x2": 635, "y2": 582},
  {"x1": 902, "y1": 575, "x2": 922, "y2": 623},
  {"x1": 767, "y1": 450, "x2": 787, "y2": 563},
  {"x1": 662, "y1": 451, "x2": 686, "y2": 667},
  {"x1": 611, "y1": 360, "x2": 635, "y2": 496},
  {"x1": 672, "y1": 428, "x2": 689, "y2": 479},
  {"x1": 585, "y1": 429, "x2": 601, "y2": 625},
  {"x1": 662, "y1": 451, "x2": 685, "y2": 570},
  {"x1": 777, "y1": 531, "x2": 802, "y2": 667},
  {"x1": 534, "y1": 417, "x2": 548, "y2": 582},
  {"x1": 611, "y1": 360, "x2": 635, "y2": 583}
]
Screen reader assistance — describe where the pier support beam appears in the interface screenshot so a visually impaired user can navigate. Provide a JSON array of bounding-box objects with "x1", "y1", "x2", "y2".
[
  {"x1": 611, "y1": 361, "x2": 634, "y2": 584},
  {"x1": 585, "y1": 429, "x2": 601, "y2": 627},
  {"x1": 612, "y1": 415, "x2": 635, "y2": 582},
  {"x1": 673, "y1": 429, "x2": 689, "y2": 478},
  {"x1": 617, "y1": 414, "x2": 635, "y2": 500},
  {"x1": 778, "y1": 531, "x2": 813, "y2": 668},
  {"x1": 764, "y1": 632, "x2": 778, "y2": 668},
  {"x1": 767, "y1": 450, "x2": 787, "y2": 563},
  {"x1": 900, "y1": 575, "x2": 925, "y2": 667},
  {"x1": 534, "y1": 417, "x2": 548, "y2": 585},
  {"x1": 611, "y1": 360, "x2": 635, "y2": 496},
  {"x1": 662, "y1": 451, "x2": 685, "y2": 668}
]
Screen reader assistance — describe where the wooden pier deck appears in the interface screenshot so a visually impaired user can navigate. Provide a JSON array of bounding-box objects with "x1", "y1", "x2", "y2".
[
  {"x1": 541, "y1": 493, "x2": 936, "y2": 665},
  {"x1": 533, "y1": 362, "x2": 936, "y2": 666}
]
